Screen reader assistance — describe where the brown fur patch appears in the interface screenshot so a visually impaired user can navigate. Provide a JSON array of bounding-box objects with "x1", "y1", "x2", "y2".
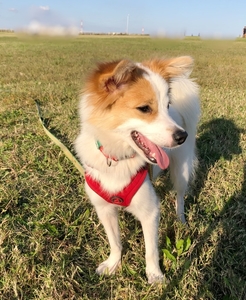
[{"x1": 87, "y1": 76, "x2": 158, "y2": 129}]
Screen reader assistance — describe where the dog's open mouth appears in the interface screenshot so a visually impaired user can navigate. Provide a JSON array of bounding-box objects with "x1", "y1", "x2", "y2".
[{"x1": 131, "y1": 131, "x2": 169, "y2": 169}]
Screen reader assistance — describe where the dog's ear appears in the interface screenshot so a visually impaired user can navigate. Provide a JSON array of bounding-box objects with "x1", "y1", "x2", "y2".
[
  {"x1": 88, "y1": 59, "x2": 143, "y2": 94},
  {"x1": 143, "y1": 56, "x2": 194, "y2": 81},
  {"x1": 165, "y1": 56, "x2": 194, "y2": 78},
  {"x1": 102, "y1": 60, "x2": 138, "y2": 92}
]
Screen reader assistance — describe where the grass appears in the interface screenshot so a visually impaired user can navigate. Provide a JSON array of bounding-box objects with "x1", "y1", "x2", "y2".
[{"x1": 1, "y1": 34, "x2": 246, "y2": 299}]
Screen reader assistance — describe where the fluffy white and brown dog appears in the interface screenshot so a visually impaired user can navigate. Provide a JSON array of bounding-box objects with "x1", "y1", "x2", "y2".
[{"x1": 74, "y1": 56, "x2": 200, "y2": 284}]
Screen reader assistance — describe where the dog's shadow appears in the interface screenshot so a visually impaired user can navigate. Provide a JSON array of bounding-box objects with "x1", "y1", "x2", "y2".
[
  {"x1": 160, "y1": 118, "x2": 246, "y2": 298},
  {"x1": 192, "y1": 117, "x2": 242, "y2": 202}
]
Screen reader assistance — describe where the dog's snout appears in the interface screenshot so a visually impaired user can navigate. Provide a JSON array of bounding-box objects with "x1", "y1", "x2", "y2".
[{"x1": 173, "y1": 130, "x2": 188, "y2": 145}]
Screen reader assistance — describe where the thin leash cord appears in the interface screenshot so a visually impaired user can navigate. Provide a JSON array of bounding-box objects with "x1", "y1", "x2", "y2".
[{"x1": 35, "y1": 101, "x2": 85, "y2": 177}]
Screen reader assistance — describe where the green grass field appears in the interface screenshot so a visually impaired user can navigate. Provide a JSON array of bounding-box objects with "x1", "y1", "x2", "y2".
[{"x1": 1, "y1": 35, "x2": 246, "y2": 300}]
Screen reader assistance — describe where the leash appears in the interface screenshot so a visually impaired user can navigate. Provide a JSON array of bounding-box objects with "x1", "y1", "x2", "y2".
[
  {"x1": 35, "y1": 101, "x2": 153, "y2": 181},
  {"x1": 35, "y1": 101, "x2": 85, "y2": 176}
]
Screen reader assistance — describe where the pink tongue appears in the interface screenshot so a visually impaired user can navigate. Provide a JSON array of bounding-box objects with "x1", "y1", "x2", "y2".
[
  {"x1": 140, "y1": 134, "x2": 169, "y2": 169},
  {"x1": 152, "y1": 144, "x2": 169, "y2": 169}
]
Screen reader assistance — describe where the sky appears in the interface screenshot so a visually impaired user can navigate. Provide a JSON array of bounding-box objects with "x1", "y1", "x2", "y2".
[{"x1": 1, "y1": 0, "x2": 246, "y2": 37}]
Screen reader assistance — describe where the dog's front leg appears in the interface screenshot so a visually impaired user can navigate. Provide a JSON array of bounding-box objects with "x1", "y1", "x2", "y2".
[
  {"x1": 93, "y1": 202, "x2": 122, "y2": 275},
  {"x1": 127, "y1": 182, "x2": 164, "y2": 284},
  {"x1": 142, "y1": 212, "x2": 164, "y2": 284}
]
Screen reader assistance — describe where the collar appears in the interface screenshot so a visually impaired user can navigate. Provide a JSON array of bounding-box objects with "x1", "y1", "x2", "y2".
[{"x1": 96, "y1": 140, "x2": 136, "y2": 166}]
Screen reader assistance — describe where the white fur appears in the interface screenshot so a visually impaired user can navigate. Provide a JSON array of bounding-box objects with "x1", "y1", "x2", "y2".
[{"x1": 74, "y1": 59, "x2": 200, "y2": 284}]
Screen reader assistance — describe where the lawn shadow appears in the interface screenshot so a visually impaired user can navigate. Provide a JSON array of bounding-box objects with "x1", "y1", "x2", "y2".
[
  {"x1": 160, "y1": 118, "x2": 246, "y2": 299},
  {"x1": 191, "y1": 117, "x2": 242, "y2": 203}
]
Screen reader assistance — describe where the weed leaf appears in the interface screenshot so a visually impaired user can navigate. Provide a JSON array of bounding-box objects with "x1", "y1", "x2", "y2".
[
  {"x1": 183, "y1": 237, "x2": 191, "y2": 252},
  {"x1": 166, "y1": 236, "x2": 172, "y2": 251},
  {"x1": 163, "y1": 249, "x2": 176, "y2": 263}
]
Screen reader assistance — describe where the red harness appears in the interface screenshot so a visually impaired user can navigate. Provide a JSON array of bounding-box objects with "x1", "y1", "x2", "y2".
[{"x1": 85, "y1": 165, "x2": 148, "y2": 207}]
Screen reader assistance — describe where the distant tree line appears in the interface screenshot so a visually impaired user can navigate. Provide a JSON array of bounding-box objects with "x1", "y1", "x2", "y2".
[
  {"x1": 0, "y1": 29, "x2": 15, "y2": 32},
  {"x1": 79, "y1": 32, "x2": 149, "y2": 36}
]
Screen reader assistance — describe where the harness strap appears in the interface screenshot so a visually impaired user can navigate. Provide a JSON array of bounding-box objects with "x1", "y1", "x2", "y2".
[{"x1": 85, "y1": 165, "x2": 148, "y2": 207}]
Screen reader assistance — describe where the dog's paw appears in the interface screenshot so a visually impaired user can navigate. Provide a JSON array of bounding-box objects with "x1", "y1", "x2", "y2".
[
  {"x1": 96, "y1": 257, "x2": 121, "y2": 275},
  {"x1": 147, "y1": 270, "x2": 164, "y2": 284}
]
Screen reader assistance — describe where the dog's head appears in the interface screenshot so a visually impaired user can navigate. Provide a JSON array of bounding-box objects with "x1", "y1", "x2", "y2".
[{"x1": 82, "y1": 57, "x2": 193, "y2": 168}]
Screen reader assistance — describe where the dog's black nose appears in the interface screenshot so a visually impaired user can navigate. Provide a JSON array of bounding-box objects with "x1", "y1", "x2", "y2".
[{"x1": 173, "y1": 130, "x2": 188, "y2": 145}]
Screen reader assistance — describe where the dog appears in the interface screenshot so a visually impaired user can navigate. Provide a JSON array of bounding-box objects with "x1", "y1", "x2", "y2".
[{"x1": 74, "y1": 56, "x2": 200, "y2": 284}]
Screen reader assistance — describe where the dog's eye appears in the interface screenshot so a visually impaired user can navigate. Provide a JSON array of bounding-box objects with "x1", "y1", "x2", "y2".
[
  {"x1": 137, "y1": 105, "x2": 152, "y2": 114},
  {"x1": 167, "y1": 102, "x2": 170, "y2": 109}
]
